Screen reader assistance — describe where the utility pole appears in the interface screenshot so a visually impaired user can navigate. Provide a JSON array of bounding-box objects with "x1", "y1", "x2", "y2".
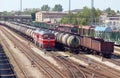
[
  {"x1": 69, "y1": 0, "x2": 71, "y2": 24},
  {"x1": 20, "y1": 0, "x2": 22, "y2": 22},
  {"x1": 20, "y1": 0, "x2": 22, "y2": 15},
  {"x1": 91, "y1": 0, "x2": 94, "y2": 25}
]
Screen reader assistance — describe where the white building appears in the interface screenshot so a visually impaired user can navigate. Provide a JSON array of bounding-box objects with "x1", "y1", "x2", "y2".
[
  {"x1": 35, "y1": 11, "x2": 67, "y2": 23},
  {"x1": 100, "y1": 13, "x2": 120, "y2": 26}
]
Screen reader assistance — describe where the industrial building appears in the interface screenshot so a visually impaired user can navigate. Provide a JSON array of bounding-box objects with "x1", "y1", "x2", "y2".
[
  {"x1": 35, "y1": 11, "x2": 68, "y2": 23},
  {"x1": 100, "y1": 14, "x2": 120, "y2": 26}
]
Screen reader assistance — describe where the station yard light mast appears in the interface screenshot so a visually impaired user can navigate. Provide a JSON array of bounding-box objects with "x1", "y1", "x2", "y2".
[
  {"x1": 69, "y1": 0, "x2": 71, "y2": 24},
  {"x1": 91, "y1": 0, "x2": 94, "y2": 25},
  {"x1": 19, "y1": 0, "x2": 22, "y2": 21},
  {"x1": 20, "y1": 0, "x2": 22, "y2": 15}
]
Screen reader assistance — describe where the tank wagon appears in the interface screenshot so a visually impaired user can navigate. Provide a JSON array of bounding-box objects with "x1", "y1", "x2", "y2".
[
  {"x1": 53, "y1": 31, "x2": 80, "y2": 53},
  {"x1": 2, "y1": 22, "x2": 55, "y2": 51}
]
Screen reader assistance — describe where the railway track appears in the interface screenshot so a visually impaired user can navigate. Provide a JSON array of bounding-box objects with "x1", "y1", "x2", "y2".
[
  {"x1": 47, "y1": 49, "x2": 120, "y2": 78},
  {"x1": 0, "y1": 44, "x2": 16, "y2": 78},
  {"x1": 48, "y1": 52, "x2": 87, "y2": 78},
  {"x1": 76, "y1": 53, "x2": 120, "y2": 78},
  {"x1": 48, "y1": 52, "x2": 111, "y2": 78},
  {"x1": 0, "y1": 28, "x2": 31, "y2": 78},
  {"x1": 114, "y1": 46, "x2": 120, "y2": 51},
  {"x1": 0, "y1": 26, "x2": 66, "y2": 78},
  {"x1": 2, "y1": 24, "x2": 120, "y2": 78},
  {"x1": 2, "y1": 25, "x2": 88, "y2": 78},
  {"x1": 103, "y1": 46, "x2": 120, "y2": 73},
  {"x1": 1, "y1": 23, "x2": 89, "y2": 78}
]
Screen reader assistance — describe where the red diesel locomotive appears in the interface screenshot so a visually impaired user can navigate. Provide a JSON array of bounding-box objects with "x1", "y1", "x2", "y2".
[{"x1": 34, "y1": 29, "x2": 55, "y2": 50}]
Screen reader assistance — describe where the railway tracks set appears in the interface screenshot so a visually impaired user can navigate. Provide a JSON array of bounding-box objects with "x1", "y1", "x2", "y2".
[
  {"x1": 49, "y1": 53, "x2": 87, "y2": 78},
  {"x1": 0, "y1": 26, "x2": 66, "y2": 78},
  {"x1": 0, "y1": 35, "x2": 30, "y2": 78},
  {"x1": 0, "y1": 25, "x2": 120, "y2": 78},
  {"x1": 76, "y1": 54, "x2": 120, "y2": 78},
  {"x1": 0, "y1": 44, "x2": 16, "y2": 78},
  {"x1": 48, "y1": 51, "x2": 120, "y2": 78}
]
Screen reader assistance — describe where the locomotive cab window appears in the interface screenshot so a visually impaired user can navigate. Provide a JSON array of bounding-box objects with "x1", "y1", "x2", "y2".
[
  {"x1": 43, "y1": 35, "x2": 48, "y2": 38},
  {"x1": 49, "y1": 35, "x2": 55, "y2": 39}
]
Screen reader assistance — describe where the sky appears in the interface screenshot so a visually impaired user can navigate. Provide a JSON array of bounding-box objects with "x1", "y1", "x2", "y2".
[{"x1": 0, "y1": 0, "x2": 119, "y2": 12}]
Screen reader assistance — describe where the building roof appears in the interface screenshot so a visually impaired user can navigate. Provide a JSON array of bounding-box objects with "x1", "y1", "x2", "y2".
[
  {"x1": 79, "y1": 26, "x2": 95, "y2": 29},
  {"x1": 59, "y1": 24, "x2": 78, "y2": 27},
  {"x1": 36, "y1": 11, "x2": 68, "y2": 15},
  {"x1": 95, "y1": 26, "x2": 112, "y2": 32}
]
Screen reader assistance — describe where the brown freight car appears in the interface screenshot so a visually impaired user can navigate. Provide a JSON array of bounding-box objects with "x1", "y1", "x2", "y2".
[
  {"x1": 91, "y1": 38, "x2": 114, "y2": 57},
  {"x1": 81, "y1": 36, "x2": 92, "y2": 49},
  {"x1": 80, "y1": 36, "x2": 114, "y2": 58}
]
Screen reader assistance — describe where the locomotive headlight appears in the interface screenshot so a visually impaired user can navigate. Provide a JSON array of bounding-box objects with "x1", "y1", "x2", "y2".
[{"x1": 48, "y1": 38, "x2": 50, "y2": 41}]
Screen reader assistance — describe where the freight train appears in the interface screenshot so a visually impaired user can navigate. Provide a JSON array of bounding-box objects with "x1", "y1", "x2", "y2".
[
  {"x1": 54, "y1": 30, "x2": 114, "y2": 57},
  {"x1": 0, "y1": 21, "x2": 114, "y2": 58},
  {"x1": 21, "y1": 21, "x2": 120, "y2": 45},
  {"x1": 1, "y1": 21, "x2": 55, "y2": 51}
]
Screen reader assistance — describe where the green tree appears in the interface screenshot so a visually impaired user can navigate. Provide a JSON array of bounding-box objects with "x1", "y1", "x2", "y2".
[
  {"x1": 96, "y1": 8, "x2": 102, "y2": 16},
  {"x1": 82, "y1": 6, "x2": 91, "y2": 17},
  {"x1": 41, "y1": 5, "x2": 50, "y2": 11},
  {"x1": 61, "y1": 18, "x2": 68, "y2": 24},
  {"x1": 31, "y1": 13, "x2": 36, "y2": 21},
  {"x1": 23, "y1": 8, "x2": 40, "y2": 15},
  {"x1": 95, "y1": 8, "x2": 102, "y2": 24},
  {"x1": 117, "y1": 10, "x2": 120, "y2": 14},
  {"x1": 71, "y1": 18, "x2": 78, "y2": 25},
  {"x1": 91, "y1": 8, "x2": 101, "y2": 24},
  {"x1": 76, "y1": 12, "x2": 82, "y2": 25},
  {"x1": 52, "y1": 4, "x2": 63, "y2": 12},
  {"x1": 61, "y1": 6, "x2": 103, "y2": 25},
  {"x1": 82, "y1": 6, "x2": 91, "y2": 25},
  {"x1": 2, "y1": 11, "x2": 12, "y2": 16},
  {"x1": 105, "y1": 7, "x2": 111, "y2": 14},
  {"x1": 110, "y1": 10, "x2": 116, "y2": 16},
  {"x1": 80, "y1": 18, "x2": 87, "y2": 25},
  {"x1": 104, "y1": 7, "x2": 116, "y2": 16}
]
